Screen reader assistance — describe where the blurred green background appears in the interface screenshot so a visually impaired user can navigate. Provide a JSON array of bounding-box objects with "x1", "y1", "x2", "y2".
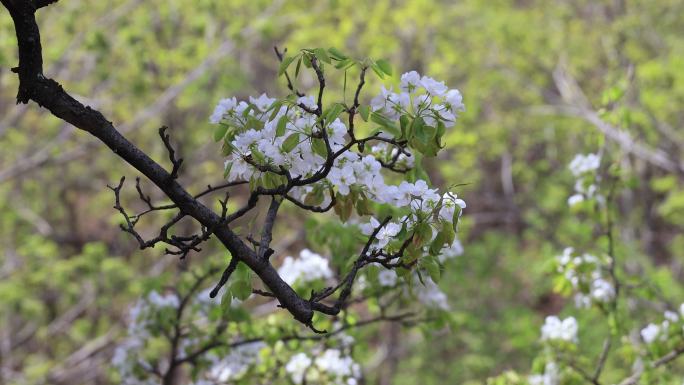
[{"x1": 1, "y1": 0, "x2": 683, "y2": 384}]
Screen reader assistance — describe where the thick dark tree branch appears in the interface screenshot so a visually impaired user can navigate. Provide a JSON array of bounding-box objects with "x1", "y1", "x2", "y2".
[
  {"x1": 0, "y1": 0, "x2": 315, "y2": 325},
  {"x1": 34, "y1": 0, "x2": 58, "y2": 9}
]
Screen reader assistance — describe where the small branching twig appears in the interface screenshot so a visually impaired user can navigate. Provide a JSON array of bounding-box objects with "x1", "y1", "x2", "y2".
[{"x1": 159, "y1": 126, "x2": 183, "y2": 179}]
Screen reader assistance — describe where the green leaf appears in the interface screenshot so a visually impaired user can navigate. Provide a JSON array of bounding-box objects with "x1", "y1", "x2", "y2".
[
  {"x1": 304, "y1": 185, "x2": 325, "y2": 206},
  {"x1": 251, "y1": 148, "x2": 266, "y2": 164},
  {"x1": 429, "y1": 223, "x2": 454, "y2": 256},
  {"x1": 413, "y1": 117, "x2": 430, "y2": 144},
  {"x1": 334, "y1": 58, "x2": 352, "y2": 69},
  {"x1": 370, "y1": 111, "x2": 399, "y2": 137},
  {"x1": 311, "y1": 138, "x2": 328, "y2": 157},
  {"x1": 451, "y1": 207, "x2": 462, "y2": 232},
  {"x1": 328, "y1": 47, "x2": 348, "y2": 60},
  {"x1": 401, "y1": 116, "x2": 413, "y2": 140},
  {"x1": 313, "y1": 48, "x2": 331, "y2": 64},
  {"x1": 294, "y1": 57, "x2": 303, "y2": 78},
  {"x1": 325, "y1": 103, "x2": 345, "y2": 122},
  {"x1": 220, "y1": 289, "x2": 232, "y2": 310},
  {"x1": 359, "y1": 105, "x2": 370, "y2": 121},
  {"x1": 370, "y1": 62, "x2": 385, "y2": 78},
  {"x1": 376, "y1": 59, "x2": 392, "y2": 76},
  {"x1": 213, "y1": 124, "x2": 228, "y2": 142},
  {"x1": 302, "y1": 54, "x2": 312, "y2": 68},
  {"x1": 423, "y1": 256, "x2": 441, "y2": 283},
  {"x1": 413, "y1": 222, "x2": 433, "y2": 248},
  {"x1": 355, "y1": 194, "x2": 373, "y2": 216},
  {"x1": 282, "y1": 133, "x2": 300, "y2": 152},
  {"x1": 340, "y1": 195, "x2": 353, "y2": 222},
  {"x1": 278, "y1": 55, "x2": 297, "y2": 76},
  {"x1": 276, "y1": 115, "x2": 288, "y2": 137},
  {"x1": 231, "y1": 280, "x2": 252, "y2": 301}
]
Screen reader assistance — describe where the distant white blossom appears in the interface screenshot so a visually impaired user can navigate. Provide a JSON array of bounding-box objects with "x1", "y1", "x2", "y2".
[
  {"x1": 556, "y1": 248, "x2": 614, "y2": 306},
  {"x1": 568, "y1": 153, "x2": 601, "y2": 177},
  {"x1": 377, "y1": 269, "x2": 398, "y2": 287},
  {"x1": 315, "y1": 349, "x2": 361, "y2": 379},
  {"x1": 285, "y1": 353, "x2": 313, "y2": 384},
  {"x1": 201, "y1": 342, "x2": 265, "y2": 383},
  {"x1": 278, "y1": 249, "x2": 333, "y2": 285},
  {"x1": 414, "y1": 277, "x2": 449, "y2": 310},
  {"x1": 641, "y1": 323, "x2": 660, "y2": 344},
  {"x1": 541, "y1": 316, "x2": 578, "y2": 343},
  {"x1": 147, "y1": 291, "x2": 179, "y2": 308},
  {"x1": 567, "y1": 194, "x2": 584, "y2": 206},
  {"x1": 438, "y1": 239, "x2": 464, "y2": 262}
]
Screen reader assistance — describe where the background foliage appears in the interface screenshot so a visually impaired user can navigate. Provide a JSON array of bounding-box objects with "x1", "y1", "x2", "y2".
[{"x1": 1, "y1": 0, "x2": 683, "y2": 384}]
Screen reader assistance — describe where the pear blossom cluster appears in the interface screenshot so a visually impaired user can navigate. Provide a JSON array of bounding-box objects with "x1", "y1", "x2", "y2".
[
  {"x1": 209, "y1": 73, "x2": 467, "y2": 304},
  {"x1": 640, "y1": 304, "x2": 684, "y2": 345},
  {"x1": 567, "y1": 153, "x2": 602, "y2": 206},
  {"x1": 285, "y1": 349, "x2": 361, "y2": 385},
  {"x1": 210, "y1": 92, "x2": 468, "y2": 224},
  {"x1": 555, "y1": 247, "x2": 615, "y2": 307},
  {"x1": 540, "y1": 315, "x2": 578, "y2": 343},
  {"x1": 278, "y1": 249, "x2": 334, "y2": 286},
  {"x1": 356, "y1": 184, "x2": 465, "y2": 248},
  {"x1": 209, "y1": 73, "x2": 465, "y2": 213},
  {"x1": 370, "y1": 70, "x2": 465, "y2": 127}
]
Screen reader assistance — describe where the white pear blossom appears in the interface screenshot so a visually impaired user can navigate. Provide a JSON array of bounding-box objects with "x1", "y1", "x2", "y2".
[
  {"x1": 541, "y1": 316, "x2": 578, "y2": 343},
  {"x1": 444, "y1": 89, "x2": 465, "y2": 114},
  {"x1": 420, "y1": 76, "x2": 448, "y2": 97},
  {"x1": 414, "y1": 277, "x2": 449, "y2": 310},
  {"x1": 377, "y1": 269, "x2": 398, "y2": 287},
  {"x1": 438, "y1": 239, "x2": 464, "y2": 262},
  {"x1": 285, "y1": 353, "x2": 313, "y2": 384},
  {"x1": 315, "y1": 349, "x2": 361, "y2": 379},
  {"x1": 202, "y1": 342, "x2": 265, "y2": 382},
  {"x1": 249, "y1": 93, "x2": 276, "y2": 112},
  {"x1": 568, "y1": 153, "x2": 601, "y2": 177},
  {"x1": 209, "y1": 97, "x2": 237, "y2": 124},
  {"x1": 590, "y1": 278, "x2": 616, "y2": 303},
  {"x1": 376, "y1": 222, "x2": 402, "y2": 248},
  {"x1": 278, "y1": 249, "x2": 333, "y2": 285},
  {"x1": 567, "y1": 194, "x2": 584, "y2": 206},
  {"x1": 641, "y1": 323, "x2": 660, "y2": 344},
  {"x1": 400, "y1": 70, "x2": 421, "y2": 92},
  {"x1": 297, "y1": 95, "x2": 317, "y2": 110},
  {"x1": 147, "y1": 290, "x2": 179, "y2": 309},
  {"x1": 665, "y1": 310, "x2": 680, "y2": 322}
]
